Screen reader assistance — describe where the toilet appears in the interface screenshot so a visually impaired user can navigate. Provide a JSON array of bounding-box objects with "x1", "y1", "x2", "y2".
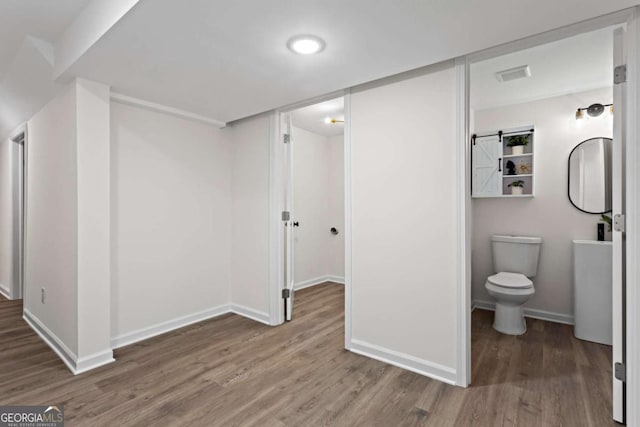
[{"x1": 485, "y1": 235, "x2": 542, "y2": 335}]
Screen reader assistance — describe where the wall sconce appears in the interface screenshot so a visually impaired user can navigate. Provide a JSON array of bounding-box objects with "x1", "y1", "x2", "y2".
[
  {"x1": 324, "y1": 117, "x2": 344, "y2": 124},
  {"x1": 575, "y1": 103, "x2": 614, "y2": 120}
]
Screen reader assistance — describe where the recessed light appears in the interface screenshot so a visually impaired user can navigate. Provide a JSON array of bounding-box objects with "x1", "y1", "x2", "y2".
[{"x1": 287, "y1": 35, "x2": 326, "y2": 55}]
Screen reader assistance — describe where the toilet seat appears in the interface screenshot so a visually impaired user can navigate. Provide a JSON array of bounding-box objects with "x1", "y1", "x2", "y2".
[{"x1": 487, "y1": 272, "x2": 532, "y2": 289}]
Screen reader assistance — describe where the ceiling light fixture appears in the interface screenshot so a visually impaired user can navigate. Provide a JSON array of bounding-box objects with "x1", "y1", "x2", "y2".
[
  {"x1": 287, "y1": 35, "x2": 326, "y2": 55},
  {"x1": 324, "y1": 117, "x2": 344, "y2": 124},
  {"x1": 575, "y1": 103, "x2": 613, "y2": 120}
]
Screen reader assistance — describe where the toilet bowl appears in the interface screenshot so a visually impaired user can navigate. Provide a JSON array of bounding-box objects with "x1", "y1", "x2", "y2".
[
  {"x1": 485, "y1": 235, "x2": 542, "y2": 335},
  {"x1": 485, "y1": 272, "x2": 535, "y2": 335}
]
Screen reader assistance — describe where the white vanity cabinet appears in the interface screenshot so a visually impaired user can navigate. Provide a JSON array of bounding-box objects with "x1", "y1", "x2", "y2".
[{"x1": 471, "y1": 126, "x2": 535, "y2": 198}]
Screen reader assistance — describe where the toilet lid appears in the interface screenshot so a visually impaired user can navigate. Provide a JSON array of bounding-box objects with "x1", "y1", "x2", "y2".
[{"x1": 488, "y1": 272, "x2": 532, "y2": 289}]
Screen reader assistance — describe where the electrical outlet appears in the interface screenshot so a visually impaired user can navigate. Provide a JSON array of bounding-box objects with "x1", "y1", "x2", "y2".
[{"x1": 41, "y1": 288, "x2": 45, "y2": 304}]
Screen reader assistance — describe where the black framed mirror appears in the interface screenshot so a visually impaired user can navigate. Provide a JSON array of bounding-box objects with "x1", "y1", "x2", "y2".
[{"x1": 568, "y1": 137, "x2": 612, "y2": 214}]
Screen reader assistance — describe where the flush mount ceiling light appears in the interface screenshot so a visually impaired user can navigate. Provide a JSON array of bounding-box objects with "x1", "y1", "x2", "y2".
[
  {"x1": 575, "y1": 103, "x2": 614, "y2": 120},
  {"x1": 287, "y1": 35, "x2": 326, "y2": 55}
]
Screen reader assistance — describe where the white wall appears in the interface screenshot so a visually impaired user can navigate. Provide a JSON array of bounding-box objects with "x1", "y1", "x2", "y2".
[
  {"x1": 25, "y1": 79, "x2": 113, "y2": 372},
  {"x1": 350, "y1": 63, "x2": 458, "y2": 382},
  {"x1": 230, "y1": 115, "x2": 271, "y2": 318},
  {"x1": 76, "y1": 79, "x2": 111, "y2": 361},
  {"x1": 292, "y1": 127, "x2": 344, "y2": 286},
  {"x1": 110, "y1": 102, "x2": 233, "y2": 343},
  {"x1": 26, "y1": 82, "x2": 79, "y2": 355},
  {"x1": 472, "y1": 87, "x2": 613, "y2": 320},
  {"x1": 0, "y1": 138, "x2": 13, "y2": 298}
]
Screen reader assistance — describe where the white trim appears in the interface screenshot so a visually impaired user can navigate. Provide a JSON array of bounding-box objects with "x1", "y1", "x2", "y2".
[
  {"x1": 24, "y1": 309, "x2": 78, "y2": 372},
  {"x1": 229, "y1": 304, "x2": 271, "y2": 325},
  {"x1": 23, "y1": 309, "x2": 115, "y2": 375},
  {"x1": 8, "y1": 122, "x2": 27, "y2": 142},
  {"x1": 269, "y1": 111, "x2": 285, "y2": 326},
  {"x1": 294, "y1": 275, "x2": 345, "y2": 290},
  {"x1": 111, "y1": 303, "x2": 273, "y2": 350},
  {"x1": 473, "y1": 300, "x2": 575, "y2": 325},
  {"x1": 466, "y1": 8, "x2": 632, "y2": 64},
  {"x1": 625, "y1": 8, "x2": 640, "y2": 426},
  {"x1": 276, "y1": 90, "x2": 346, "y2": 114},
  {"x1": 110, "y1": 92, "x2": 226, "y2": 129},
  {"x1": 74, "y1": 350, "x2": 116, "y2": 374},
  {"x1": 0, "y1": 284, "x2": 11, "y2": 299},
  {"x1": 111, "y1": 304, "x2": 231, "y2": 349},
  {"x1": 349, "y1": 339, "x2": 457, "y2": 385},
  {"x1": 326, "y1": 275, "x2": 345, "y2": 285},
  {"x1": 344, "y1": 91, "x2": 353, "y2": 351},
  {"x1": 455, "y1": 57, "x2": 471, "y2": 387}
]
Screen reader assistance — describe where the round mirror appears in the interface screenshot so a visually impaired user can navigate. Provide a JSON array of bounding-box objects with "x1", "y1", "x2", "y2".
[{"x1": 568, "y1": 137, "x2": 612, "y2": 214}]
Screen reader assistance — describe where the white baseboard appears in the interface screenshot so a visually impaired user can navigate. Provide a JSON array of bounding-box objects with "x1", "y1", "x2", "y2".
[
  {"x1": 23, "y1": 309, "x2": 114, "y2": 375},
  {"x1": 74, "y1": 350, "x2": 116, "y2": 374},
  {"x1": 349, "y1": 338, "x2": 457, "y2": 385},
  {"x1": 112, "y1": 302, "x2": 274, "y2": 349},
  {"x1": 111, "y1": 303, "x2": 231, "y2": 349},
  {"x1": 294, "y1": 275, "x2": 345, "y2": 290},
  {"x1": 326, "y1": 275, "x2": 345, "y2": 285},
  {"x1": 473, "y1": 300, "x2": 574, "y2": 325},
  {"x1": 0, "y1": 284, "x2": 11, "y2": 300},
  {"x1": 230, "y1": 304, "x2": 271, "y2": 325}
]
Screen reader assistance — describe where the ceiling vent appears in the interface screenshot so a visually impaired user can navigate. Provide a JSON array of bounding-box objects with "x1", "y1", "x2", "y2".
[{"x1": 495, "y1": 65, "x2": 531, "y2": 82}]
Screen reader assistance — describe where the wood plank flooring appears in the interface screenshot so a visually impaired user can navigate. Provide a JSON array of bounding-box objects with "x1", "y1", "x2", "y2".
[{"x1": 0, "y1": 283, "x2": 615, "y2": 426}]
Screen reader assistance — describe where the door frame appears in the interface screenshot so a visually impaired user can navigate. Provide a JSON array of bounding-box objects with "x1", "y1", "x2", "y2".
[
  {"x1": 268, "y1": 90, "x2": 349, "y2": 327},
  {"x1": 459, "y1": 7, "x2": 639, "y2": 423},
  {"x1": 6, "y1": 123, "x2": 28, "y2": 301}
]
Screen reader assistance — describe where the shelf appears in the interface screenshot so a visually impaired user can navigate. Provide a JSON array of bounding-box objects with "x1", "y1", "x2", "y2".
[
  {"x1": 503, "y1": 153, "x2": 533, "y2": 158},
  {"x1": 471, "y1": 124, "x2": 535, "y2": 198},
  {"x1": 503, "y1": 174, "x2": 532, "y2": 179}
]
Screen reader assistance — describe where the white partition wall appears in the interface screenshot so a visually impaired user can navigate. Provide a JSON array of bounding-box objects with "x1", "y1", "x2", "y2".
[
  {"x1": 229, "y1": 115, "x2": 272, "y2": 324},
  {"x1": 25, "y1": 78, "x2": 113, "y2": 373},
  {"x1": 348, "y1": 63, "x2": 459, "y2": 383}
]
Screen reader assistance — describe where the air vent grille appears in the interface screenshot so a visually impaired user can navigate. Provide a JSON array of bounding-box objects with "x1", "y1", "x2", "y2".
[{"x1": 495, "y1": 65, "x2": 531, "y2": 82}]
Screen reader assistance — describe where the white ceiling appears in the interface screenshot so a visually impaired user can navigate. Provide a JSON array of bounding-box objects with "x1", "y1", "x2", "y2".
[
  {"x1": 0, "y1": 0, "x2": 91, "y2": 79},
  {"x1": 290, "y1": 98, "x2": 344, "y2": 137},
  {"x1": 471, "y1": 27, "x2": 614, "y2": 110},
  {"x1": 66, "y1": 0, "x2": 639, "y2": 124}
]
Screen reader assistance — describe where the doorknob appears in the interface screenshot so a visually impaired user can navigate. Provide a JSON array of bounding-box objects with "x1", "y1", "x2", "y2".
[{"x1": 293, "y1": 221, "x2": 300, "y2": 227}]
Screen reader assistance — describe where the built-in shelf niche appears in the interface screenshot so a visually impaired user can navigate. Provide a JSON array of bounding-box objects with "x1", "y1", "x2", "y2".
[{"x1": 471, "y1": 125, "x2": 535, "y2": 198}]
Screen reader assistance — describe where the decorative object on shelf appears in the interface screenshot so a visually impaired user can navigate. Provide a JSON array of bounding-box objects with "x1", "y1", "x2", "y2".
[
  {"x1": 518, "y1": 161, "x2": 532, "y2": 174},
  {"x1": 575, "y1": 103, "x2": 613, "y2": 120},
  {"x1": 506, "y1": 135, "x2": 529, "y2": 155},
  {"x1": 506, "y1": 160, "x2": 516, "y2": 175},
  {"x1": 508, "y1": 180, "x2": 525, "y2": 195},
  {"x1": 601, "y1": 214, "x2": 612, "y2": 232}
]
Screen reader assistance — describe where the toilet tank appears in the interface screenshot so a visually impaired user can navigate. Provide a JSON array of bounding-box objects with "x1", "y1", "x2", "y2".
[{"x1": 491, "y1": 235, "x2": 542, "y2": 277}]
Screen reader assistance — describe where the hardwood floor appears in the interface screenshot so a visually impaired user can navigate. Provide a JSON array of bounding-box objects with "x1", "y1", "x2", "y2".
[{"x1": 0, "y1": 284, "x2": 615, "y2": 426}]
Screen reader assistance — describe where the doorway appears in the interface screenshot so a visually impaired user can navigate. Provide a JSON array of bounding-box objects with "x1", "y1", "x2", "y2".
[
  {"x1": 467, "y1": 24, "x2": 626, "y2": 423},
  {"x1": 1, "y1": 125, "x2": 26, "y2": 302},
  {"x1": 277, "y1": 96, "x2": 346, "y2": 323}
]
